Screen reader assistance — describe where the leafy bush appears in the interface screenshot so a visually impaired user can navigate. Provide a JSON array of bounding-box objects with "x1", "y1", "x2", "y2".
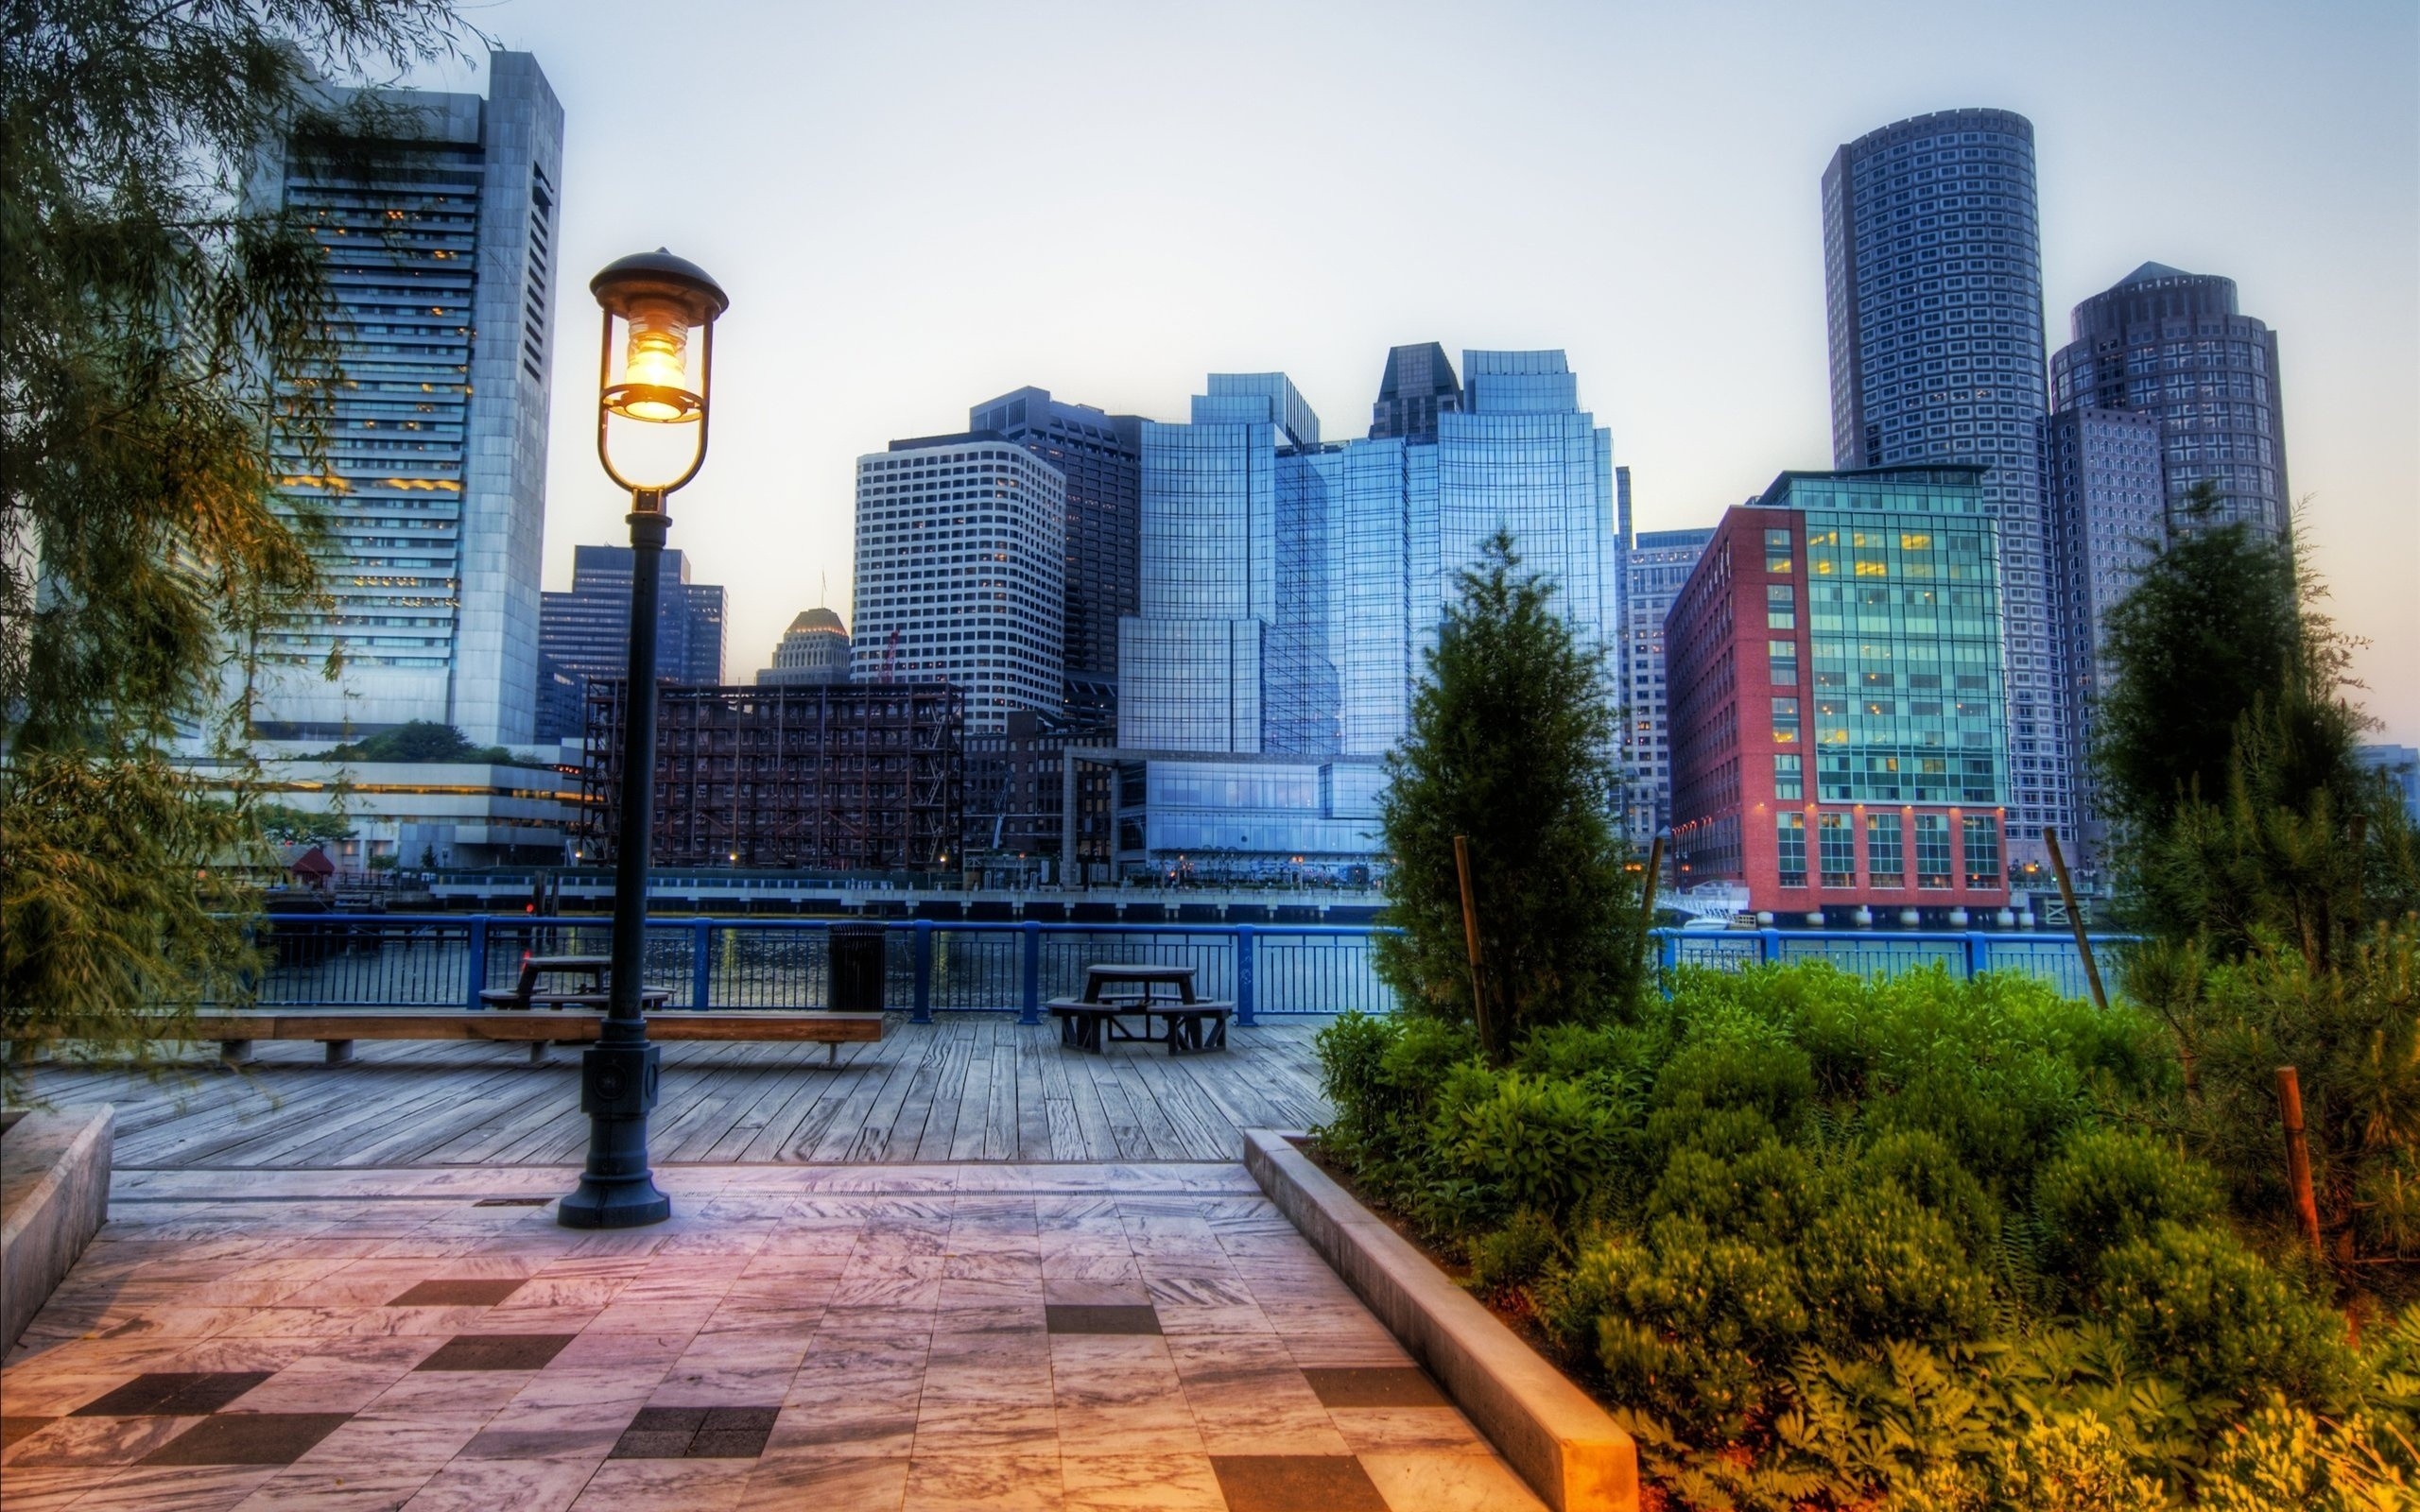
[
  {"x1": 2096, "y1": 1222, "x2": 2360, "y2": 1410},
  {"x1": 1311, "y1": 960, "x2": 2420, "y2": 1509},
  {"x1": 2034, "y1": 1126, "x2": 2225, "y2": 1280}
]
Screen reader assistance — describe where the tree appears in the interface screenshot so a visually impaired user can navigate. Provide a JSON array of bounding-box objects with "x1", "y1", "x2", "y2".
[
  {"x1": 1374, "y1": 531, "x2": 1642, "y2": 1060},
  {"x1": 2, "y1": 1, "x2": 463, "y2": 1093},
  {"x1": 325, "y1": 720, "x2": 510, "y2": 765},
  {"x1": 2095, "y1": 490, "x2": 2420, "y2": 1267},
  {"x1": 254, "y1": 803, "x2": 354, "y2": 847},
  {"x1": 2092, "y1": 482, "x2": 2303, "y2": 841}
]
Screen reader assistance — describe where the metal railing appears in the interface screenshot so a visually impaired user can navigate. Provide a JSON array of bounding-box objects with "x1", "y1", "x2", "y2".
[{"x1": 234, "y1": 914, "x2": 2138, "y2": 1022}]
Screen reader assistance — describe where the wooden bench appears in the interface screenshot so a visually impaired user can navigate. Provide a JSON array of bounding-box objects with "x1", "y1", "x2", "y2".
[{"x1": 182, "y1": 1010, "x2": 882, "y2": 1068}]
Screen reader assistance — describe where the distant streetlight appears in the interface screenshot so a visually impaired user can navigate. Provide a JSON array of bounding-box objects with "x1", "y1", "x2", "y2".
[{"x1": 558, "y1": 249, "x2": 729, "y2": 1231}]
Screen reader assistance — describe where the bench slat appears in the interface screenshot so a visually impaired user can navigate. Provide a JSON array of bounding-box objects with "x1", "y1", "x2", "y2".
[{"x1": 178, "y1": 1012, "x2": 882, "y2": 1044}]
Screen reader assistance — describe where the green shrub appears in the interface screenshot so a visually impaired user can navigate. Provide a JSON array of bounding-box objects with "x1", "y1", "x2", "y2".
[
  {"x1": 1855, "y1": 1129, "x2": 2004, "y2": 1260},
  {"x1": 2098, "y1": 1223, "x2": 2360, "y2": 1409},
  {"x1": 1643, "y1": 1137, "x2": 1824, "y2": 1246},
  {"x1": 1467, "y1": 1207, "x2": 1562, "y2": 1297},
  {"x1": 1799, "y1": 1180, "x2": 1996, "y2": 1348},
  {"x1": 1314, "y1": 1010, "x2": 1477, "y2": 1167},
  {"x1": 1426, "y1": 1069, "x2": 1615, "y2": 1224},
  {"x1": 1582, "y1": 1217, "x2": 1810, "y2": 1438},
  {"x1": 2032, "y1": 1126, "x2": 2224, "y2": 1280},
  {"x1": 1651, "y1": 1030, "x2": 1816, "y2": 1140}
]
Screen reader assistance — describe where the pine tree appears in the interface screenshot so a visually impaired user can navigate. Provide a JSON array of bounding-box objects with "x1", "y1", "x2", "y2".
[{"x1": 1374, "y1": 531, "x2": 1642, "y2": 1061}]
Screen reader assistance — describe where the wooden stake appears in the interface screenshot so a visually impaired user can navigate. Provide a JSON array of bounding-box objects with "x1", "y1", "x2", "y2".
[
  {"x1": 1638, "y1": 833, "x2": 1667, "y2": 975},
  {"x1": 2277, "y1": 1066, "x2": 2324, "y2": 1259},
  {"x1": 1453, "y1": 834, "x2": 1491, "y2": 1057},
  {"x1": 2044, "y1": 831, "x2": 2108, "y2": 1011}
]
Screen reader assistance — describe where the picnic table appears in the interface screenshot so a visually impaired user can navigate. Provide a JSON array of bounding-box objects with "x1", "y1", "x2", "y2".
[
  {"x1": 1048, "y1": 964, "x2": 1231, "y2": 1057},
  {"x1": 477, "y1": 955, "x2": 667, "y2": 1060}
]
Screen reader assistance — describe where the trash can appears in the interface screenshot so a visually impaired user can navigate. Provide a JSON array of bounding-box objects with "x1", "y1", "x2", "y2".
[{"x1": 829, "y1": 923, "x2": 886, "y2": 1013}]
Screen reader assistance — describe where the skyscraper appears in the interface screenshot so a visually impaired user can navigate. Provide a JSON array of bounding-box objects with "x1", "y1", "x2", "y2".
[
  {"x1": 244, "y1": 53, "x2": 562, "y2": 746},
  {"x1": 757, "y1": 608, "x2": 851, "y2": 686},
  {"x1": 1617, "y1": 509, "x2": 1716, "y2": 849},
  {"x1": 1823, "y1": 107, "x2": 2066, "y2": 871},
  {"x1": 968, "y1": 389, "x2": 1143, "y2": 729},
  {"x1": 1113, "y1": 348, "x2": 1620, "y2": 879},
  {"x1": 1667, "y1": 467, "x2": 2011, "y2": 922},
  {"x1": 2049, "y1": 263, "x2": 2290, "y2": 539},
  {"x1": 535, "y1": 544, "x2": 726, "y2": 741},
  {"x1": 851, "y1": 433, "x2": 1066, "y2": 733},
  {"x1": 2044, "y1": 405, "x2": 2166, "y2": 862}
]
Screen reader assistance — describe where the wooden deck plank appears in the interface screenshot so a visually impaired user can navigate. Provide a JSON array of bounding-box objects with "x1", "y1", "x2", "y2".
[{"x1": 24, "y1": 1015, "x2": 1337, "y2": 1169}]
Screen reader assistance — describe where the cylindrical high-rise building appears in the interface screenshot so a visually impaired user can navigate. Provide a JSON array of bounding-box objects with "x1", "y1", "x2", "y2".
[
  {"x1": 1822, "y1": 107, "x2": 2067, "y2": 872},
  {"x1": 2050, "y1": 263, "x2": 2289, "y2": 539}
]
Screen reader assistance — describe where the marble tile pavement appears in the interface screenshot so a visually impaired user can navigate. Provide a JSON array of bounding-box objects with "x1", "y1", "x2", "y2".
[{"x1": 0, "y1": 1163, "x2": 1546, "y2": 1510}]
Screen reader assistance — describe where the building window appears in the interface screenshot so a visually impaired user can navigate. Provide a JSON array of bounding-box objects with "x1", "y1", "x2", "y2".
[
  {"x1": 1963, "y1": 815, "x2": 2002, "y2": 889},
  {"x1": 1819, "y1": 813, "x2": 1856, "y2": 888},
  {"x1": 1867, "y1": 813, "x2": 1903, "y2": 887},
  {"x1": 1768, "y1": 639, "x2": 1798, "y2": 686},
  {"x1": 1777, "y1": 812, "x2": 1806, "y2": 889},
  {"x1": 1767, "y1": 584, "x2": 1795, "y2": 629},
  {"x1": 1765, "y1": 527, "x2": 1793, "y2": 573},
  {"x1": 1915, "y1": 814, "x2": 1952, "y2": 889},
  {"x1": 1772, "y1": 697, "x2": 1800, "y2": 744},
  {"x1": 1773, "y1": 753, "x2": 1802, "y2": 800}
]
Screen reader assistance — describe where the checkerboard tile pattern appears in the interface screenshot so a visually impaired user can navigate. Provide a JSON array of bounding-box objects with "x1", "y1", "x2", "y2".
[{"x1": 1, "y1": 1165, "x2": 1547, "y2": 1509}]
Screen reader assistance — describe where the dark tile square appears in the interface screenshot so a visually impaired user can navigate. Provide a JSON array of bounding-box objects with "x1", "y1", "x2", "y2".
[
  {"x1": 1045, "y1": 1303, "x2": 1161, "y2": 1336},
  {"x1": 388, "y1": 1278, "x2": 527, "y2": 1307},
  {"x1": 701, "y1": 1406, "x2": 779, "y2": 1434},
  {"x1": 686, "y1": 1428, "x2": 770, "y2": 1458},
  {"x1": 414, "y1": 1332, "x2": 576, "y2": 1371},
  {"x1": 1301, "y1": 1366, "x2": 1449, "y2": 1408},
  {"x1": 628, "y1": 1406, "x2": 708, "y2": 1434},
  {"x1": 1, "y1": 1417, "x2": 55, "y2": 1450},
  {"x1": 608, "y1": 1429, "x2": 697, "y2": 1460},
  {"x1": 141, "y1": 1412, "x2": 353, "y2": 1466},
  {"x1": 1209, "y1": 1455, "x2": 1390, "y2": 1512},
  {"x1": 72, "y1": 1371, "x2": 275, "y2": 1417}
]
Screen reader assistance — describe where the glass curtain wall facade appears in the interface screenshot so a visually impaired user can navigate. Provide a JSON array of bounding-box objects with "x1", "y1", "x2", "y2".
[
  {"x1": 2044, "y1": 405, "x2": 2166, "y2": 864},
  {"x1": 2049, "y1": 263, "x2": 2290, "y2": 540},
  {"x1": 1115, "y1": 350, "x2": 1619, "y2": 880},
  {"x1": 970, "y1": 388, "x2": 1143, "y2": 728},
  {"x1": 1617, "y1": 507, "x2": 1716, "y2": 848},
  {"x1": 534, "y1": 544, "x2": 725, "y2": 742},
  {"x1": 1667, "y1": 467, "x2": 2011, "y2": 921},
  {"x1": 244, "y1": 53, "x2": 562, "y2": 745},
  {"x1": 1824, "y1": 108, "x2": 2066, "y2": 874},
  {"x1": 852, "y1": 434, "x2": 1066, "y2": 733}
]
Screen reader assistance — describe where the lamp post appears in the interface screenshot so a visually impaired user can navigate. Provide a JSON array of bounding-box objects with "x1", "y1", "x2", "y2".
[{"x1": 558, "y1": 249, "x2": 729, "y2": 1230}]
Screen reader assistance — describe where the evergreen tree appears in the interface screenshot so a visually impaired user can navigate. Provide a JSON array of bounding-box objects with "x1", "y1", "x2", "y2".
[
  {"x1": 2, "y1": 1, "x2": 463, "y2": 1093},
  {"x1": 1374, "y1": 531, "x2": 1641, "y2": 1061}
]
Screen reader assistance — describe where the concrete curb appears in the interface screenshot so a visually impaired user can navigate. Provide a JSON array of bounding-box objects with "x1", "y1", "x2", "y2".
[
  {"x1": 1244, "y1": 1128, "x2": 1636, "y2": 1512},
  {"x1": 2, "y1": 1105, "x2": 114, "y2": 1352}
]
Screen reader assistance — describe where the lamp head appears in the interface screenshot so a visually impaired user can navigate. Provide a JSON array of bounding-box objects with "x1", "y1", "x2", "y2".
[{"x1": 594, "y1": 249, "x2": 729, "y2": 424}]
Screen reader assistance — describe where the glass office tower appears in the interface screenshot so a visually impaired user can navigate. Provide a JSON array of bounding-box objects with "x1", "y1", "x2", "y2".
[
  {"x1": 1667, "y1": 467, "x2": 2010, "y2": 921},
  {"x1": 1617, "y1": 505, "x2": 1716, "y2": 849},
  {"x1": 1115, "y1": 349, "x2": 1619, "y2": 880},
  {"x1": 535, "y1": 545, "x2": 727, "y2": 742},
  {"x1": 2049, "y1": 263, "x2": 2290, "y2": 540},
  {"x1": 1823, "y1": 108, "x2": 2065, "y2": 874},
  {"x1": 245, "y1": 53, "x2": 562, "y2": 745}
]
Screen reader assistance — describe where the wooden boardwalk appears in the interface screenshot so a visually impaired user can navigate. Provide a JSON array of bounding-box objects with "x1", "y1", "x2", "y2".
[{"x1": 21, "y1": 1015, "x2": 1337, "y2": 1170}]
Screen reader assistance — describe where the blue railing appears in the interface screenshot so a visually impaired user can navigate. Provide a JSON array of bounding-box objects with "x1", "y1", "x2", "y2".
[{"x1": 237, "y1": 914, "x2": 2136, "y2": 1021}]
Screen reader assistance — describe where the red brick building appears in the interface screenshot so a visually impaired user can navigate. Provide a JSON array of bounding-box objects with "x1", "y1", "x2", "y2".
[{"x1": 1666, "y1": 468, "x2": 2011, "y2": 924}]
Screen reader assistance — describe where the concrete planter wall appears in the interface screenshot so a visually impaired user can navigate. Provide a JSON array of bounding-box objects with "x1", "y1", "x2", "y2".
[
  {"x1": 1244, "y1": 1128, "x2": 1636, "y2": 1512},
  {"x1": 2, "y1": 1105, "x2": 114, "y2": 1352}
]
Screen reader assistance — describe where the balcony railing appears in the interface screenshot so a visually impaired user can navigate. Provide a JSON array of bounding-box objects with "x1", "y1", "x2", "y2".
[{"x1": 232, "y1": 915, "x2": 2137, "y2": 1022}]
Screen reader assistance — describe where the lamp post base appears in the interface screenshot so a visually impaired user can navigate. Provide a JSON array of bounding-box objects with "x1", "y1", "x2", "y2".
[{"x1": 557, "y1": 1024, "x2": 669, "y2": 1228}]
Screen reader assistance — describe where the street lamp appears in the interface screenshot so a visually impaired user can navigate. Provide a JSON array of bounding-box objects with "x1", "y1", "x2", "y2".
[{"x1": 558, "y1": 249, "x2": 729, "y2": 1231}]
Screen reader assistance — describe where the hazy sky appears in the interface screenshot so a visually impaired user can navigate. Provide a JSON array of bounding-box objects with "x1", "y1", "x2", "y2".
[{"x1": 408, "y1": 0, "x2": 2419, "y2": 740}]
